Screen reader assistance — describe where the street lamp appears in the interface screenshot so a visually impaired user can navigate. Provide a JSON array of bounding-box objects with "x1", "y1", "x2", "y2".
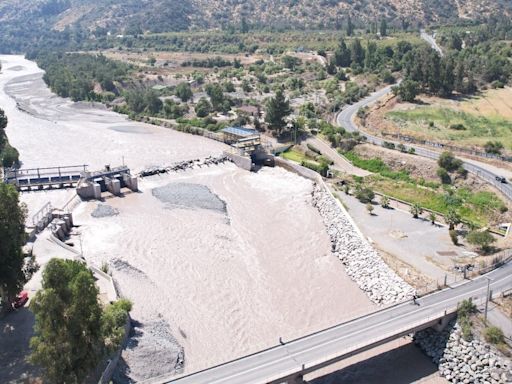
[{"x1": 484, "y1": 277, "x2": 492, "y2": 323}]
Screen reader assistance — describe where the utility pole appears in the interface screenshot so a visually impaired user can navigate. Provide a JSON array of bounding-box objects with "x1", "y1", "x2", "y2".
[{"x1": 484, "y1": 277, "x2": 491, "y2": 323}]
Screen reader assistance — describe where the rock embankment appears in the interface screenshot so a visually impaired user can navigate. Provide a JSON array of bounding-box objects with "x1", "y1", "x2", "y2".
[
  {"x1": 415, "y1": 321, "x2": 512, "y2": 384},
  {"x1": 312, "y1": 183, "x2": 415, "y2": 305}
]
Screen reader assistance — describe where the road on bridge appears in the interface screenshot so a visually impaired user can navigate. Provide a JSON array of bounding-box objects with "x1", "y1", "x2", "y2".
[{"x1": 148, "y1": 262, "x2": 512, "y2": 384}]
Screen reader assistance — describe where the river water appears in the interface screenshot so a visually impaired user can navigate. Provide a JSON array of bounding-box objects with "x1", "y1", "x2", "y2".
[
  {"x1": 2, "y1": 55, "x2": 449, "y2": 384},
  {"x1": 0, "y1": 55, "x2": 384, "y2": 382}
]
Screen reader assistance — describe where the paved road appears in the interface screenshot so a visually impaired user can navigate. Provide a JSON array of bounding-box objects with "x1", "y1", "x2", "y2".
[
  {"x1": 420, "y1": 29, "x2": 444, "y2": 57},
  {"x1": 336, "y1": 87, "x2": 512, "y2": 202},
  {"x1": 153, "y1": 262, "x2": 512, "y2": 384},
  {"x1": 305, "y1": 136, "x2": 370, "y2": 177}
]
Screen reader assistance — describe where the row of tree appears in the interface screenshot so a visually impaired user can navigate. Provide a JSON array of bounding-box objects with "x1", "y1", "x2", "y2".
[{"x1": 33, "y1": 52, "x2": 132, "y2": 102}]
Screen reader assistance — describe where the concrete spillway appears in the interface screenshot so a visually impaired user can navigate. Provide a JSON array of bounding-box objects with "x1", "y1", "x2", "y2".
[{"x1": 76, "y1": 165, "x2": 138, "y2": 199}]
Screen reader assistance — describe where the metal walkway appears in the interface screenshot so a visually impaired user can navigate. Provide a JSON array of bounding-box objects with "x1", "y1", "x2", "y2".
[{"x1": 3, "y1": 165, "x2": 88, "y2": 191}]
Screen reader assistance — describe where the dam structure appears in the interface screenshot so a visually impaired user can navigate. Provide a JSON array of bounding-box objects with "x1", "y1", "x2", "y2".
[{"x1": 76, "y1": 165, "x2": 138, "y2": 199}]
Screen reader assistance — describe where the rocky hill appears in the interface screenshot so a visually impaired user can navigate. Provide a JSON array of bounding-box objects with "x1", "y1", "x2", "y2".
[
  {"x1": 1, "y1": 0, "x2": 511, "y2": 35},
  {"x1": 0, "y1": 0, "x2": 511, "y2": 53}
]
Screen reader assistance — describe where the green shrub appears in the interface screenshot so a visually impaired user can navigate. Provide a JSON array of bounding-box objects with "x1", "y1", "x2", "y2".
[
  {"x1": 301, "y1": 160, "x2": 329, "y2": 177},
  {"x1": 484, "y1": 326, "x2": 505, "y2": 345},
  {"x1": 316, "y1": 155, "x2": 334, "y2": 165},
  {"x1": 449, "y1": 229, "x2": 458, "y2": 245},
  {"x1": 307, "y1": 143, "x2": 321, "y2": 155},
  {"x1": 355, "y1": 187, "x2": 375, "y2": 203},
  {"x1": 450, "y1": 123, "x2": 466, "y2": 130},
  {"x1": 1, "y1": 144, "x2": 19, "y2": 167}
]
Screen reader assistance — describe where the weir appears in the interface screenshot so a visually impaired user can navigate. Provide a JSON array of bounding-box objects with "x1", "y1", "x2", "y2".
[{"x1": 76, "y1": 165, "x2": 138, "y2": 199}]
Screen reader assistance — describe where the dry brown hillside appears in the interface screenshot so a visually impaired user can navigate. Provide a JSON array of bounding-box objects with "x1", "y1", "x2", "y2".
[{"x1": 1, "y1": 0, "x2": 511, "y2": 34}]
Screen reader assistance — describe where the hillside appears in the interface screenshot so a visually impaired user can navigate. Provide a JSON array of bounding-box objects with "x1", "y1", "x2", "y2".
[{"x1": 1, "y1": 0, "x2": 511, "y2": 37}]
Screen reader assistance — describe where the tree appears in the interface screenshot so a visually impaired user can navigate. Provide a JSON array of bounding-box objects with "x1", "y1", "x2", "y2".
[
  {"x1": 446, "y1": 209, "x2": 461, "y2": 230},
  {"x1": 467, "y1": 230, "x2": 496, "y2": 253},
  {"x1": 144, "y1": 90, "x2": 163, "y2": 114},
  {"x1": 102, "y1": 299, "x2": 132, "y2": 353},
  {"x1": 350, "y1": 39, "x2": 365, "y2": 67},
  {"x1": 30, "y1": 259, "x2": 103, "y2": 383},
  {"x1": 0, "y1": 184, "x2": 28, "y2": 310},
  {"x1": 380, "y1": 195, "x2": 390, "y2": 208},
  {"x1": 429, "y1": 212, "x2": 437, "y2": 225},
  {"x1": 205, "y1": 83, "x2": 225, "y2": 111},
  {"x1": 346, "y1": 15, "x2": 354, "y2": 36},
  {"x1": 355, "y1": 187, "x2": 375, "y2": 203},
  {"x1": 484, "y1": 141, "x2": 504, "y2": 155},
  {"x1": 241, "y1": 17, "x2": 249, "y2": 34},
  {"x1": 0, "y1": 108, "x2": 7, "y2": 131},
  {"x1": 380, "y1": 19, "x2": 387, "y2": 37},
  {"x1": 410, "y1": 203, "x2": 423, "y2": 219},
  {"x1": 195, "y1": 97, "x2": 212, "y2": 117},
  {"x1": 438, "y1": 151, "x2": 463, "y2": 172},
  {"x1": 282, "y1": 55, "x2": 301, "y2": 70},
  {"x1": 265, "y1": 89, "x2": 291, "y2": 136},
  {"x1": 175, "y1": 82, "x2": 193, "y2": 102},
  {"x1": 392, "y1": 79, "x2": 419, "y2": 102},
  {"x1": 334, "y1": 38, "x2": 351, "y2": 67},
  {"x1": 366, "y1": 203, "x2": 374, "y2": 215}
]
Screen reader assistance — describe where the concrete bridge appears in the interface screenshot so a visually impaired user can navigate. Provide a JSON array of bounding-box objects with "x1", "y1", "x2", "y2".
[
  {"x1": 3, "y1": 165, "x2": 87, "y2": 191},
  {"x1": 144, "y1": 262, "x2": 512, "y2": 384}
]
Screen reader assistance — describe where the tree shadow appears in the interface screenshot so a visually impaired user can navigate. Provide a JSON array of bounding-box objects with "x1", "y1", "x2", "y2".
[{"x1": 0, "y1": 308, "x2": 41, "y2": 382}]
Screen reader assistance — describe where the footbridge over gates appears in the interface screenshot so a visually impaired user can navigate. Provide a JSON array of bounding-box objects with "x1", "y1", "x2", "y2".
[
  {"x1": 3, "y1": 165, "x2": 88, "y2": 191},
  {"x1": 144, "y1": 262, "x2": 512, "y2": 384}
]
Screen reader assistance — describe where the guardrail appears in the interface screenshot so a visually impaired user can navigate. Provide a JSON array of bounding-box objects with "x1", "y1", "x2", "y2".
[{"x1": 379, "y1": 131, "x2": 512, "y2": 163}]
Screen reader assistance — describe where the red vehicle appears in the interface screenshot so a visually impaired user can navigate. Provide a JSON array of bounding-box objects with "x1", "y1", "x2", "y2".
[{"x1": 12, "y1": 291, "x2": 29, "y2": 309}]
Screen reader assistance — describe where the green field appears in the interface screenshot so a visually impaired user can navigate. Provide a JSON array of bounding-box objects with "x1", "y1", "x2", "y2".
[
  {"x1": 387, "y1": 107, "x2": 512, "y2": 149},
  {"x1": 367, "y1": 176, "x2": 507, "y2": 227}
]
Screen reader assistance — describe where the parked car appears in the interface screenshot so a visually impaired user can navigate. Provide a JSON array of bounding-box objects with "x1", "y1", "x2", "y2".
[
  {"x1": 12, "y1": 291, "x2": 29, "y2": 309},
  {"x1": 496, "y1": 176, "x2": 508, "y2": 184}
]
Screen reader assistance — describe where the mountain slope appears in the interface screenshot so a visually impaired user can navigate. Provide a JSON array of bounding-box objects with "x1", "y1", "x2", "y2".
[{"x1": 0, "y1": 0, "x2": 511, "y2": 53}]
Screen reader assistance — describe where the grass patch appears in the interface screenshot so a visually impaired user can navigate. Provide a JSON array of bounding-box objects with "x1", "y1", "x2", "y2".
[
  {"x1": 282, "y1": 148, "x2": 310, "y2": 163},
  {"x1": 367, "y1": 176, "x2": 506, "y2": 227},
  {"x1": 343, "y1": 151, "x2": 414, "y2": 182},
  {"x1": 387, "y1": 107, "x2": 512, "y2": 149}
]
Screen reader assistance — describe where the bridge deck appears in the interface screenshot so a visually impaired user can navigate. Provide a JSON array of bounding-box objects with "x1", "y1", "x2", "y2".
[
  {"x1": 145, "y1": 262, "x2": 512, "y2": 384},
  {"x1": 3, "y1": 165, "x2": 88, "y2": 191}
]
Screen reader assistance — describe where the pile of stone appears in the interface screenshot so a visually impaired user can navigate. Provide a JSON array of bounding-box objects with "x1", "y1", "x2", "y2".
[
  {"x1": 311, "y1": 184, "x2": 415, "y2": 305},
  {"x1": 139, "y1": 156, "x2": 231, "y2": 177},
  {"x1": 414, "y1": 321, "x2": 512, "y2": 383}
]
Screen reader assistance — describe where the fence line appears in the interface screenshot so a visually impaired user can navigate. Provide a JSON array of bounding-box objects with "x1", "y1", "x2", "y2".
[{"x1": 378, "y1": 131, "x2": 512, "y2": 163}]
